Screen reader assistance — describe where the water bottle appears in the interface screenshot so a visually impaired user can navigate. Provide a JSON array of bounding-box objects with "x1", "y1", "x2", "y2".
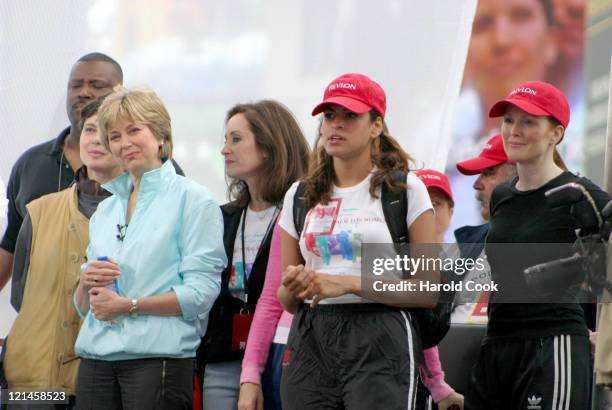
[
  {"x1": 97, "y1": 256, "x2": 120, "y2": 328},
  {"x1": 97, "y1": 256, "x2": 119, "y2": 294}
]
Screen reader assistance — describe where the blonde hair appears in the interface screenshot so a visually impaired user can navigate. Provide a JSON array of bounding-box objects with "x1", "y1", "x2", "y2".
[
  {"x1": 97, "y1": 86, "x2": 173, "y2": 160},
  {"x1": 553, "y1": 148, "x2": 567, "y2": 171}
]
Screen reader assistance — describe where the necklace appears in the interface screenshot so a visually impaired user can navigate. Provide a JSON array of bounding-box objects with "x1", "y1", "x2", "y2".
[{"x1": 248, "y1": 206, "x2": 275, "y2": 221}]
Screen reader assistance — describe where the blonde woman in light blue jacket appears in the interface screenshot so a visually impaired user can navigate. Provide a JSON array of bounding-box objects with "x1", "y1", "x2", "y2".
[{"x1": 73, "y1": 86, "x2": 227, "y2": 410}]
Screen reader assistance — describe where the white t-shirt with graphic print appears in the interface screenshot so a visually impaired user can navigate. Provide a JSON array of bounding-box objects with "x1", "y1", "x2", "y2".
[
  {"x1": 279, "y1": 171, "x2": 432, "y2": 304},
  {"x1": 229, "y1": 206, "x2": 278, "y2": 301}
]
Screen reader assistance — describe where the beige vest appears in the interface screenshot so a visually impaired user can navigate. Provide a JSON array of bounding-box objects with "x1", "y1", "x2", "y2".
[{"x1": 4, "y1": 186, "x2": 89, "y2": 394}]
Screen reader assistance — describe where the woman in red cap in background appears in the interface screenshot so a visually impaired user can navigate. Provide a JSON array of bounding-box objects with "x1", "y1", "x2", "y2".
[
  {"x1": 466, "y1": 81, "x2": 610, "y2": 409},
  {"x1": 276, "y1": 73, "x2": 436, "y2": 409},
  {"x1": 415, "y1": 169, "x2": 465, "y2": 410}
]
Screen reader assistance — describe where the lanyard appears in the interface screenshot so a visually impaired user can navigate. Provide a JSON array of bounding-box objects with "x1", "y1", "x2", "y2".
[{"x1": 240, "y1": 205, "x2": 280, "y2": 303}]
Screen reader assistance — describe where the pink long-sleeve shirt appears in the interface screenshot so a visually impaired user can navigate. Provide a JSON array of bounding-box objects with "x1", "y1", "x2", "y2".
[
  {"x1": 240, "y1": 224, "x2": 455, "y2": 404},
  {"x1": 240, "y1": 223, "x2": 292, "y2": 385},
  {"x1": 422, "y1": 346, "x2": 454, "y2": 403}
]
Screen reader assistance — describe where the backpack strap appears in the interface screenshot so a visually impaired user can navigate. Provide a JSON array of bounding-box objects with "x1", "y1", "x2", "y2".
[
  {"x1": 381, "y1": 170, "x2": 408, "y2": 243},
  {"x1": 292, "y1": 182, "x2": 309, "y2": 238},
  {"x1": 294, "y1": 174, "x2": 409, "y2": 242}
]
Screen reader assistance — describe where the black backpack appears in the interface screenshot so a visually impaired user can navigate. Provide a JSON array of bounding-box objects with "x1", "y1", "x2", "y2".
[{"x1": 292, "y1": 172, "x2": 451, "y2": 349}]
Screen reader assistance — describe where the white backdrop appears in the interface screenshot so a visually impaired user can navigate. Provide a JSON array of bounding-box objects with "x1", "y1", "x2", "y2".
[{"x1": 0, "y1": 0, "x2": 477, "y2": 336}]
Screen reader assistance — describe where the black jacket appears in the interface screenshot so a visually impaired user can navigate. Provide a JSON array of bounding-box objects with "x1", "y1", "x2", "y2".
[
  {"x1": 198, "y1": 203, "x2": 276, "y2": 364},
  {"x1": 453, "y1": 223, "x2": 489, "y2": 259}
]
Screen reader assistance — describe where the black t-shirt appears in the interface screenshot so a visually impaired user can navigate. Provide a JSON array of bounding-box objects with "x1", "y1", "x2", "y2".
[
  {"x1": 1, "y1": 128, "x2": 75, "y2": 253},
  {"x1": 485, "y1": 171, "x2": 610, "y2": 341}
]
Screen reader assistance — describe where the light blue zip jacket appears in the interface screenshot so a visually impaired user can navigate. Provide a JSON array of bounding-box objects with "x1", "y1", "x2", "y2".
[{"x1": 74, "y1": 161, "x2": 227, "y2": 360}]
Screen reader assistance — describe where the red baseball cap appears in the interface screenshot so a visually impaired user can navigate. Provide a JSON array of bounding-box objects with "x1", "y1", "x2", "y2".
[
  {"x1": 488, "y1": 81, "x2": 570, "y2": 128},
  {"x1": 416, "y1": 169, "x2": 454, "y2": 204},
  {"x1": 456, "y1": 134, "x2": 510, "y2": 175},
  {"x1": 311, "y1": 73, "x2": 386, "y2": 118}
]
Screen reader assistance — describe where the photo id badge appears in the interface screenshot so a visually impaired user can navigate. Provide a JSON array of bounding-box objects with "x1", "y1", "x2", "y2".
[{"x1": 304, "y1": 198, "x2": 342, "y2": 236}]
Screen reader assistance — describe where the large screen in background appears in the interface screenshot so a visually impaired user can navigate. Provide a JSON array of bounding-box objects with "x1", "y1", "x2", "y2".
[
  {"x1": 446, "y1": 0, "x2": 588, "y2": 238},
  {"x1": 0, "y1": 0, "x2": 477, "y2": 338}
]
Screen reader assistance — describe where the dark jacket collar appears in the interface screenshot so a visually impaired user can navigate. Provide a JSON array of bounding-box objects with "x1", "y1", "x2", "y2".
[
  {"x1": 75, "y1": 166, "x2": 112, "y2": 198},
  {"x1": 454, "y1": 223, "x2": 489, "y2": 244},
  {"x1": 48, "y1": 126, "x2": 71, "y2": 157},
  {"x1": 454, "y1": 223, "x2": 490, "y2": 260}
]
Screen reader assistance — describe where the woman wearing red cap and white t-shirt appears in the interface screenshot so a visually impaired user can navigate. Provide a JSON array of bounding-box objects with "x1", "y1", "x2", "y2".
[
  {"x1": 466, "y1": 81, "x2": 610, "y2": 409},
  {"x1": 277, "y1": 73, "x2": 436, "y2": 409}
]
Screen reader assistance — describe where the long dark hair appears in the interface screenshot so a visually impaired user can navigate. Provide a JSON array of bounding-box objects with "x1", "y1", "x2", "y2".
[
  {"x1": 226, "y1": 100, "x2": 311, "y2": 207},
  {"x1": 303, "y1": 110, "x2": 414, "y2": 208}
]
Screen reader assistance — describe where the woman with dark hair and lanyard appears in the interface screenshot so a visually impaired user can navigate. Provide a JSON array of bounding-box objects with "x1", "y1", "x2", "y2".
[
  {"x1": 466, "y1": 81, "x2": 610, "y2": 409},
  {"x1": 199, "y1": 100, "x2": 310, "y2": 410},
  {"x1": 277, "y1": 73, "x2": 437, "y2": 409},
  {"x1": 237, "y1": 129, "x2": 324, "y2": 410}
]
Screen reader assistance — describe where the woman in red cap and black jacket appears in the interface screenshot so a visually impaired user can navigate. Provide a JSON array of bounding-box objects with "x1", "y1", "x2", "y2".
[
  {"x1": 277, "y1": 73, "x2": 437, "y2": 409},
  {"x1": 466, "y1": 81, "x2": 610, "y2": 409}
]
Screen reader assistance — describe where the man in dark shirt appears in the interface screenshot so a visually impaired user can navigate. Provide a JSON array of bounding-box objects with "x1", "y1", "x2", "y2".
[{"x1": 0, "y1": 52, "x2": 123, "y2": 291}]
